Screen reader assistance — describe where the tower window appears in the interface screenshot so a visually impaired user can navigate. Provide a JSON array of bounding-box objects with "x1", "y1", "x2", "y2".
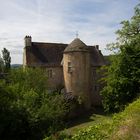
[
  {"x1": 93, "y1": 69, "x2": 97, "y2": 81},
  {"x1": 94, "y1": 86, "x2": 99, "y2": 91},
  {"x1": 47, "y1": 69, "x2": 53, "y2": 78},
  {"x1": 95, "y1": 86, "x2": 97, "y2": 91},
  {"x1": 68, "y1": 62, "x2": 72, "y2": 73}
]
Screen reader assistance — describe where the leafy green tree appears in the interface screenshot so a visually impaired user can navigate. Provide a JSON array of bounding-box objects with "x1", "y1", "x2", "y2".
[
  {"x1": 101, "y1": 4, "x2": 140, "y2": 112},
  {"x1": 0, "y1": 68, "x2": 69, "y2": 140},
  {"x1": 0, "y1": 55, "x2": 4, "y2": 72},
  {"x1": 8, "y1": 68, "x2": 48, "y2": 94},
  {"x1": 2, "y1": 48, "x2": 11, "y2": 72}
]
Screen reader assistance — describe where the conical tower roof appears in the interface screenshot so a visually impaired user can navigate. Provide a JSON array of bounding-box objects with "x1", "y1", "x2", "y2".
[{"x1": 64, "y1": 38, "x2": 89, "y2": 53}]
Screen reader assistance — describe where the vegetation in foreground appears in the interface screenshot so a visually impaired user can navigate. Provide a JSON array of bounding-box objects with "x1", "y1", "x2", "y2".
[
  {"x1": 0, "y1": 68, "x2": 70, "y2": 140},
  {"x1": 101, "y1": 3, "x2": 140, "y2": 112},
  {"x1": 43, "y1": 97, "x2": 140, "y2": 140}
]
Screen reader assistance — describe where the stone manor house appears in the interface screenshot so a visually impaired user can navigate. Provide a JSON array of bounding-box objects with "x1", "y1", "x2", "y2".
[{"x1": 23, "y1": 36, "x2": 106, "y2": 109}]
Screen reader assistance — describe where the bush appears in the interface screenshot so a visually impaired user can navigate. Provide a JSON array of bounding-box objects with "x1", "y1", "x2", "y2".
[
  {"x1": 0, "y1": 68, "x2": 69, "y2": 140},
  {"x1": 101, "y1": 4, "x2": 140, "y2": 112}
]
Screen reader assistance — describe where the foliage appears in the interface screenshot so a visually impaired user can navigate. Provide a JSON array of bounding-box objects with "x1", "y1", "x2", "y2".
[
  {"x1": 8, "y1": 68, "x2": 48, "y2": 94},
  {"x1": 2, "y1": 48, "x2": 11, "y2": 72},
  {"x1": 0, "y1": 68, "x2": 69, "y2": 140},
  {"x1": 0, "y1": 55, "x2": 4, "y2": 72},
  {"x1": 44, "y1": 97, "x2": 140, "y2": 140},
  {"x1": 101, "y1": 4, "x2": 140, "y2": 112},
  {"x1": 74, "y1": 97, "x2": 140, "y2": 140}
]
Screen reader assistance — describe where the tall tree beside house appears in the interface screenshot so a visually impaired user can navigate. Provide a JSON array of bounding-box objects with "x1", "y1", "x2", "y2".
[
  {"x1": 0, "y1": 55, "x2": 4, "y2": 72},
  {"x1": 101, "y1": 4, "x2": 140, "y2": 112},
  {"x1": 2, "y1": 48, "x2": 11, "y2": 72}
]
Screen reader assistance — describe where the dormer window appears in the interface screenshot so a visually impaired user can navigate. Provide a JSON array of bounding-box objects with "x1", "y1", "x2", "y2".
[{"x1": 68, "y1": 62, "x2": 72, "y2": 73}]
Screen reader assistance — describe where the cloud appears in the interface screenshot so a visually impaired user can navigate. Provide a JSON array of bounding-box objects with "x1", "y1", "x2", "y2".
[{"x1": 0, "y1": 0, "x2": 139, "y2": 64}]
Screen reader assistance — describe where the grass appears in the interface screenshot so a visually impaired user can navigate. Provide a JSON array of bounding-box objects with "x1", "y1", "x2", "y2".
[
  {"x1": 68, "y1": 98, "x2": 140, "y2": 140},
  {"x1": 110, "y1": 98, "x2": 140, "y2": 140},
  {"x1": 43, "y1": 98, "x2": 140, "y2": 140},
  {"x1": 64, "y1": 113, "x2": 111, "y2": 135}
]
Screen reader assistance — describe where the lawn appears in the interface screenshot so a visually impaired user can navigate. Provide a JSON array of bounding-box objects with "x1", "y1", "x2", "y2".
[
  {"x1": 64, "y1": 107, "x2": 111, "y2": 135},
  {"x1": 43, "y1": 98, "x2": 140, "y2": 140},
  {"x1": 64, "y1": 98, "x2": 140, "y2": 140}
]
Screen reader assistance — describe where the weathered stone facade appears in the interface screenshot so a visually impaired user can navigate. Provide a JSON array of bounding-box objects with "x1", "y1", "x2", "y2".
[{"x1": 23, "y1": 36, "x2": 106, "y2": 108}]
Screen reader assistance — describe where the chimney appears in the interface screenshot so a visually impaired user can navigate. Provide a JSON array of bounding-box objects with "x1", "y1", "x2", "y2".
[
  {"x1": 24, "y1": 36, "x2": 32, "y2": 47},
  {"x1": 95, "y1": 45, "x2": 99, "y2": 50}
]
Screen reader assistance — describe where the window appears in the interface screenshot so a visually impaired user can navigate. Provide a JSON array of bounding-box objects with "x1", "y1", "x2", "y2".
[
  {"x1": 68, "y1": 62, "x2": 72, "y2": 73},
  {"x1": 94, "y1": 85, "x2": 99, "y2": 91},
  {"x1": 93, "y1": 69, "x2": 97, "y2": 81},
  {"x1": 93, "y1": 69, "x2": 96, "y2": 76},
  {"x1": 47, "y1": 69, "x2": 53, "y2": 78},
  {"x1": 94, "y1": 86, "x2": 97, "y2": 91}
]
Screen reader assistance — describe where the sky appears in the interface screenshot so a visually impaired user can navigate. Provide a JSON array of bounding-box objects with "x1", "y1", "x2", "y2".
[{"x1": 0, "y1": 0, "x2": 139, "y2": 64}]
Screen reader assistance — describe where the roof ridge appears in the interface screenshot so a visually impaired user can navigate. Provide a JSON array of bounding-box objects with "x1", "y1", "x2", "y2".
[{"x1": 32, "y1": 42, "x2": 68, "y2": 45}]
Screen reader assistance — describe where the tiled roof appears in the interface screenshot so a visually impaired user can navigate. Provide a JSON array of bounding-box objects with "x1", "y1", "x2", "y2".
[
  {"x1": 89, "y1": 46, "x2": 106, "y2": 66},
  {"x1": 64, "y1": 38, "x2": 89, "y2": 53},
  {"x1": 25, "y1": 39, "x2": 106, "y2": 67},
  {"x1": 26, "y1": 42, "x2": 67, "y2": 66}
]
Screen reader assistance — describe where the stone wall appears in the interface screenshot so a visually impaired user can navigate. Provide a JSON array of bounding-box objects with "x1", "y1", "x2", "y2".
[
  {"x1": 46, "y1": 67, "x2": 64, "y2": 90},
  {"x1": 63, "y1": 51, "x2": 91, "y2": 109}
]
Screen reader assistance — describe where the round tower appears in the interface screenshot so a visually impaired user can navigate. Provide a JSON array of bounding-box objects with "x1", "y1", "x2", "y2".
[
  {"x1": 63, "y1": 38, "x2": 91, "y2": 109},
  {"x1": 24, "y1": 36, "x2": 32, "y2": 47}
]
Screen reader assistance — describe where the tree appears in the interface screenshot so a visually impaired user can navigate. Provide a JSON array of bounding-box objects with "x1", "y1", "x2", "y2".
[
  {"x1": 2, "y1": 48, "x2": 11, "y2": 72},
  {"x1": 0, "y1": 55, "x2": 4, "y2": 72},
  {"x1": 0, "y1": 68, "x2": 69, "y2": 140},
  {"x1": 101, "y1": 4, "x2": 140, "y2": 112}
]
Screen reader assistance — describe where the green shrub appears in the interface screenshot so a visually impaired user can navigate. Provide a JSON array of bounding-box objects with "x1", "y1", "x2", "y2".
[
  {"x1": 0, "y1": 68, "x2": 69, "y2": 140},
  {"x1": 101, "y1": 4, "x2": 140, "y2": 112}
]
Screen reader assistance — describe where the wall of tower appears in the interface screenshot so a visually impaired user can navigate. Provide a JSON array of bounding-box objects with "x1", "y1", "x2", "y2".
[{"x1": 63, "y1": 51, "x2": 91, "y2": 109}]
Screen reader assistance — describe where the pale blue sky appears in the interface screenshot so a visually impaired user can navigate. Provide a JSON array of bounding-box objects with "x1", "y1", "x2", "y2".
[{"x1": 0, "y1": 0, "x2": 139, "y2": 64}]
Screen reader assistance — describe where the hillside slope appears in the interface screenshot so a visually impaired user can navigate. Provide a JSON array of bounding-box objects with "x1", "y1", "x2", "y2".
[
  {"x1": 69, "y1": 98, "x2": 140, "y2": 140},
  {"x1": 44, "y1": 98, "x2": 140, "y2": 140}
]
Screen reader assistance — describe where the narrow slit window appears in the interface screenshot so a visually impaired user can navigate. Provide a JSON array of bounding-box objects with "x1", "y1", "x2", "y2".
[
  {"x1": 93, "y1": 69, "x2": 96, "y2": 79},
  {"x1": 95, "y1": 86, "x2": 97, "y2": 91},
  {"x1": 68, "y1": 62, "x2": 72, "y2": 73}
]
